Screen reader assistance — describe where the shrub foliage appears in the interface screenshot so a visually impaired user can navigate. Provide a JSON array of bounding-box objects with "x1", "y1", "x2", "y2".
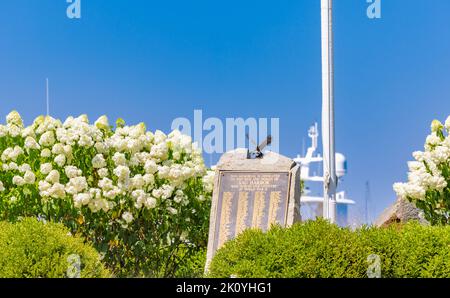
[
  {"x1": 0, "y1": 111, "x2": 214, "y2": 277},
  {"x1": 208, "y1": 219, "x2": 450, "y2": 278},
  {"x1": 0, "y1": 218, "x2": 110, "y2": 278}
]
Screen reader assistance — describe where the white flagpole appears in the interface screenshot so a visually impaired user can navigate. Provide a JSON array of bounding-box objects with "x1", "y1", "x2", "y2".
[{"x1": 321, "y1": 0, "x2": 337, "y2": 223}]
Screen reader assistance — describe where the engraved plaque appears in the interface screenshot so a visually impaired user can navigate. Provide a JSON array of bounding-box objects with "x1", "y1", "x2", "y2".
[
  {"x1": 212, "y1": 171, "x2": 291, "y2": 253},
  {"x1": 205, "y1": 149, "x2": 301, "y2": 272}
]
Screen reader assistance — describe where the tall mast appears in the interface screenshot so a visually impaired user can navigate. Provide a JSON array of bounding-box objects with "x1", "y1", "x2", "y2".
[{"x1": 321, "y1": 0, "x2": 337, "y2": 223}]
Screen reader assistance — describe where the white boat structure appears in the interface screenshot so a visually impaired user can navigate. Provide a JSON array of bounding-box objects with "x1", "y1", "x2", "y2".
[{"x1": 294, "y1": 123, "x2": 355, "y2": 226}]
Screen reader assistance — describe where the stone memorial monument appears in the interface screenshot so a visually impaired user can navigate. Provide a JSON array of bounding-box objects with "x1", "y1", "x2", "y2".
[{"x1": 205, "y1": 147, "x2": 301, "y2": 271}]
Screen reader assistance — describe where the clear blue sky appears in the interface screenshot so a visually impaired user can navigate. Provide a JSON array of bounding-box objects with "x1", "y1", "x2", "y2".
[{"x1": 1, "y1": 0, "x2": 450, "y2": 222}]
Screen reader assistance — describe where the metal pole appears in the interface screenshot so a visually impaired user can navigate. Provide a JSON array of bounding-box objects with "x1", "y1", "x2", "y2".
[{"x1": 321, "y1": 0, "x2": 337, "y2": 223}]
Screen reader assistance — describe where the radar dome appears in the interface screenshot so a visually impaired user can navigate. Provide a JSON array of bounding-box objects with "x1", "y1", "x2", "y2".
[{"x1": 335, "y1": 153, "x2": 347, "y2": 178}]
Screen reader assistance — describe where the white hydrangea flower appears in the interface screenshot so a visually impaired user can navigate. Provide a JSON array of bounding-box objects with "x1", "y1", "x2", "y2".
[
  {"x1": 150, "y1": 142, "x2": 168, "y2": 160},
  {"x1": 77, "y1": 114, "x2": 89, "y2": 123},
  {"x1": 144, "y1": 160, "x2": 158, "y2": 174},
  {"x1": 78, "y1": 135, "x2": 94, "y2": 147},
  {"x1": 152, "y1": 188, "x2": 163, "y2": 199},
  {"x1": 65, "y1": 177, "x2": 88, "y2": 195},
  {"x1": 202, "y1": 170, "x2": 216, "y2": 193},
  {"x1": 41, "y1": 148, "x2": 51, "y2": 158},
  {"x1": 1, "y1": 147, "x2": 12, "y2": 161},
  {"x1": 38, "y1": 180, "x2": 52, "y2": 194},
  {"x1": 19, "y1": 163, "x2": 31, "y2": 173},
  {"x1": 21, "y1": 126, "x2": 35, "y2": 138},
  {"x1": 0, "y1": 125, "x2": 7, "y2": 137},
  {"x1": 8, "y1": 125, "x2": 21, "y2": 137},
  {"x1": 113, "y1": 165, "x2": 130, "y2": 179},
  {"x1": 194, "y1": 164, "x2": 206, "y2": 176},
  {"x1": 102, "y1": 187, "x2": 121, "y2": 200},
  {"x1": 74, "y1": 193, "x2": 92, "y2": 208},
  {"x1": 132, "y1": 190, "x2": 147, "y2": 208},
  {"x1": 445, "y1": 115, "x2": 450, "y2": 131},
  {"x1": 40, "y1": 163, "x2": 53, "y2": 175},
  {"x1": 6, "y1": 111, "x2": 23, "y2": 127},
  {"x1": 97, "y1": 168, "x2": 109, "y2": 178},
  {"x1": 112, "y1": 152, "x2": 127, "y2": 166},
  {"x1": 425, "y1": 133, "x2": 441, "y2": 149},
  {"x1": 167, "y1": 207, "x2": 178, "y2": 215},
  {"x1": 130, "y1": 174, "x2": 145, "y2": 190},
  {"x1": 65, "y1": 166, "x2": 82, "y2": 178},
  {"x1": 54, "y1": 154, "x2": 66, "y2": 167},
  {"x1": 129, "y1": 155, "x2": 140, "y2": 167},
  {"x1": 154, "y1": 130, "x2": 167, "y2": 144},
  {"x1": 95, "y1": 115, "x2": 109, "y2": 130},
  {"x1": 158, "y1": 165, "x2": 170, "y2": 179},
  {"x1": 95, "y1": 142, "x2": 107, "y2": 153},
  {"x1": 92, "y1": 154, "x2": 106, "y2": 168},
  {"x1": 8, "y1": 162, "x2": 18, "y2": 171},
  {"x1": 89, "y1": 187, "x2": 102, "y2": 199},
  {"x1": 122, "y1": 211, "x2": 134, "y2": 224},
  {"x1": 62, "y1": 116, "x2": 74, "y2": 127},
  {"x1": 172, "y1": 151, "x2": 181, "y2": 160},
  {"x1": 160, "y1": 184, "x2": 174, "y2": 199},
  {"x1": 63, "y1": 145, "x2": 72, "y2": 157},
  {"x1": 143, "y1": 173, "x2": 155, "y2": 186},
  {"x1": 129, "y1": 123, "x2": 146, "y2": 138},
  {"x1": 145, "y1": 197, "x2": 157, "y2": 209},
  {"x1": 32, "y1": 114, "x2": 45, "y2": 125},
  {"x1": 174, "y1": 189, "x2": 186, "y2": 204},
  {"x1": 52, "y1": 143, "x2": 64, "y2": 155},
  {"x1": 49, "y1": 183, "x2": 66, "y2": 198},
  {"x1": 24, "y1": 136, "x2": 40, "y2": 150},
  {"x1": 12, "y1": 176, "x2": 25, "y2": 186},
  {"x1": 0, "y1": 181, "x2": 4, "y2": 192},
  {"x1": 431, "y1": 120, "x2": 443, "y2": 133},
  {"x1": 6, "y1": 146, "x2": 24, "y2": 161},
  {"x1": 46, "y1": 170, "x2": 60, "y2": 184},
  {"x1": 24, "y1": 171, "x2": 36, "y2": 184},
  {"x1": 98, "y1": 177, "x2": 114, "y2": 190},
  {"x1": 39, "y1": 131, "x2": 56, "y2": 147},
  {"x1": 430, "y1": 146, "x2": 450, "y2": 164},
  {"x1": 412, "y1": 151, "x2": 424, "y2": 162}
]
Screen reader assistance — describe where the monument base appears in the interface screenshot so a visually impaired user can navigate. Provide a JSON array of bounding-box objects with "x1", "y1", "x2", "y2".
[{"x1": 205, "y1": 148, "x2": 301, "y2": 272}]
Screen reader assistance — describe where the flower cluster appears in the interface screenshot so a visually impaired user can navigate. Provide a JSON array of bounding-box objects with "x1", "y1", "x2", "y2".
[
  {"x1": 0, "y1": 111, "x2": 214, "y2": 276},
  {"x1": 394, "y1": 116, "x2": 450, "y2": 224}
]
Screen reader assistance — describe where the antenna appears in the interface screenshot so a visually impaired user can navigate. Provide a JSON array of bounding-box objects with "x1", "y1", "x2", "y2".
[
  {"x1": 301, "y1": 138, "x2": 305, "y2": 157},
  {"x1": 46, "y1": 78, "x2": 50, "y2": 116}
]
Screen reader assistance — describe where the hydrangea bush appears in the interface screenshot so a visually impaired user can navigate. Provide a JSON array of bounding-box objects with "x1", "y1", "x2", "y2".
[
  {"x1": 0, "y1": 111, "x2": 214, "y2": 277},
  {"x1": 394, "y1": 116, "x2": 450, "y2": 225}
]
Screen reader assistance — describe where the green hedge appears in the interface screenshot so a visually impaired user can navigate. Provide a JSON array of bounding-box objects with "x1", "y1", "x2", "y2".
[
  {"x1": 0, "y1": 218, "x2": 111, "y2": 278},
  {"x1": 175, "y1": 248, "x2": 207, "y2": 278},
  {"x1": 208, "y1": 219, "x2": 450, "y2": 278}
]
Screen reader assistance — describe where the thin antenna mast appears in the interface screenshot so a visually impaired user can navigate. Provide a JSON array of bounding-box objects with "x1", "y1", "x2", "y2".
[{"x1": 302, "y1": 138, "x2": 305, "y2": 157}]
